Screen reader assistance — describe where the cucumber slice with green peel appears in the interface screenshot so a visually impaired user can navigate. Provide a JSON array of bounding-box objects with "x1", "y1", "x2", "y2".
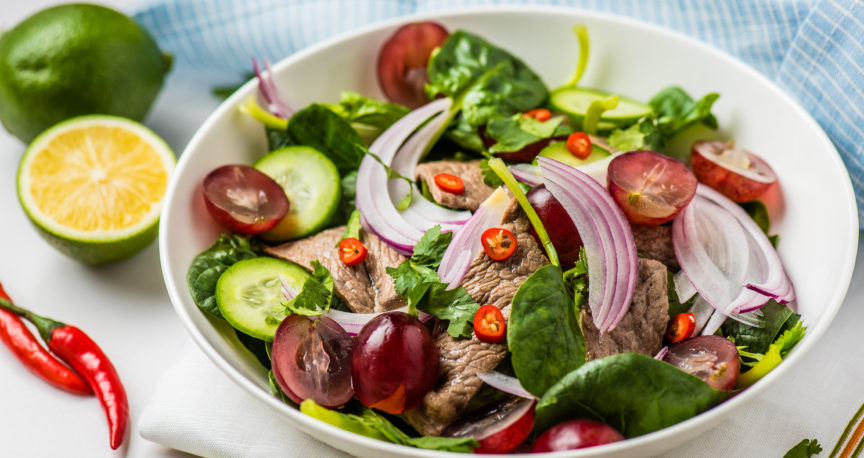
[
  {"x1": 550, "y1": 87, "x2": 652, "y2": 130},
  {"x1": 255, "y1": 146, "x2": 341, "y2": 242},
  {"x1": 536, "y1": 141, "x2": 611, "y2": 167},
  {"x1": 216, "y1": 257, "x2": 311, "y2": 341}
]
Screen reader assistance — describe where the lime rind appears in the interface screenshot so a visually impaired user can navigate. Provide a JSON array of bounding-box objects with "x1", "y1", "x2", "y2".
[{"x1": 16, "y1": 115, "x2": 175, "y2": 264}]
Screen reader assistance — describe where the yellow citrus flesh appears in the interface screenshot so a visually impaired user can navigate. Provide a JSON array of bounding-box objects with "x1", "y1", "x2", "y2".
[{"x1": 18, "y1": 115, "x2": 174, "y2": 264}]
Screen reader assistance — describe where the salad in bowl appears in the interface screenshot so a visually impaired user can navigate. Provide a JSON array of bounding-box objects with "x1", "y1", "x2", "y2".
[{"x1": 160, "y1": 8, "x2": 858, "y2": 458}]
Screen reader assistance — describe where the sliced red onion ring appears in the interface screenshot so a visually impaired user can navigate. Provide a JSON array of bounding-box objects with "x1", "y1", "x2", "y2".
[
  {"x1": 654, "y1": 346, "x2": 669, "y2": 360},
  {"x1": 252, "y1": 57, "x2": 293, "y2": 118},
  {"x1": 389, "y1": 109, "x2": 471, "y2": 232},
  {"x1": 701, "y1": 310, "x2": 727, "y2": 336},
  {"x1": 324, "y1": 307, "x2": 432, "y2": 336},
  {"x1": 477, "y1": 372, "x2": 537, "y2": 400},
  {"x1": 279, "y1": 274, "x2": 298, "y2": 301},
  {"x1": 696, "y1": 185, "x2": 795, "y2": 305},
  {"x1": 438, "y1": 188, "x2": 511, "y2": 289},
  {"x1": 357, "y1": 98, "x2": 453, "y2": 254},
  {"x1": 538, "y1": 157, "x2": 638, "y2": 332},
  {"x1": 508, "y1": 164, "x2": 543, "y2": 187},
  {"x1": 674, "y1": 271, "x2": 697, "y2": 304}
]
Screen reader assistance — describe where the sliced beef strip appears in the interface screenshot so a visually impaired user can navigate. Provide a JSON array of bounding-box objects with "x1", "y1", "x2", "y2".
[
  {"x1": 402, "y1": 201, "x2": 548, "y2": 436},
  {"x1": 414, "y1": 160, "x2": 495, "y2": 212},
  {"x1": 580, "y1": 258, "x2": 670, "y2": 360},
  {"x1": 631, "y1": 223, "x2": 679, "y2": 270},
  {"x1": 265, "y1": 228, "x2": 406, "y2": 314}
]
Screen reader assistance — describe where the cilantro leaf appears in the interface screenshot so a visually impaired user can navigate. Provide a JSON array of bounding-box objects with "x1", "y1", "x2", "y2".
[
  {"x1": 386, "y1": 225, "x2": 480, "y2": 338},
  {"x1": 783, "y1": 438, "x2": 822, "y2": 458},
  {"x1": 562, "y1": 247, "x2": 589, "y2": 312},
  {"x1": 736, "y1": 321, "x2": 806, "y2": 387},
  {"x1": 479, "y1": 158, "x2": 504, "y2": 187},
  {"x1": 267, "y1": 261, "x2": 336, "y2": 323}
]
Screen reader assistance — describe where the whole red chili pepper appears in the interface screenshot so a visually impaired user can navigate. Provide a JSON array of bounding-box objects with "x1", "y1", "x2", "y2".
[
  {"x1": 0, "y1": 296, "x2": 128, "y2": 450},
  {"x1": 0, "y1": 284, "x2": 91, "y2": 395}
]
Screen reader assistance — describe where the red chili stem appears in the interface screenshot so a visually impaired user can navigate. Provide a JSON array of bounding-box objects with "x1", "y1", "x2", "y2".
[{"x1": 0, "y1": 296, "x2": 129, "y2": 450}]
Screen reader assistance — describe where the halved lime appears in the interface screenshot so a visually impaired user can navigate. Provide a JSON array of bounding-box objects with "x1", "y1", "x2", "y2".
[{"x1": 17, "y1": 115, "x2": 175, "y2": 264}]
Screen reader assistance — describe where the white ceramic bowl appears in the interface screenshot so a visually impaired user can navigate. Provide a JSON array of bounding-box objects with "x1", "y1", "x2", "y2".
[{"x1": 159, "y1": 6, "x2": 859, "y2": 457}]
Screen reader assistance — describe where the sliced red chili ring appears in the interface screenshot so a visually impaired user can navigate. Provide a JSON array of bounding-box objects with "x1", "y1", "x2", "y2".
[
  {"x1": 481, "y1": 227, "x2": 518, "y2": 262},
  {"x1": 567, "y1": 132, "x2": 593, "y2": 159},
  {"x1": 338, "y1": 237, "x2": 368, "y2": 266},
  {"x1": 665, "y1": 312, "x2": 696, "y2": 343},
  {"x1": 433, "y1": 173, "x2": 465, "y2": 195},
  {"x1": 474, "y1": 305, "x2": 506, "y2": 343},
  {"x1": 523, "y1": 108, "x2": 552, "y2": 122}
]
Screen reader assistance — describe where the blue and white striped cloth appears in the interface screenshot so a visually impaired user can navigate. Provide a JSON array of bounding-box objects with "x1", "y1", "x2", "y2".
[{"x1": 133, "y1": 0, "x2": 864, "y2": 226}]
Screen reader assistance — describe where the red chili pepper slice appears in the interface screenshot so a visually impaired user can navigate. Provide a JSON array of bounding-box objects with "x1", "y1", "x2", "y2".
[
  {"x1": 433, "y1": 173, "x2": 465, "y2": 195},
  {"x1": 567, "y1": 132, "x2": 593, "y2": 159},
  {"x1": 339, "y1": 237, "x2": 368, "y2": 266},
  {"x1": 665, "y1": 312, "x2": 696, "y2": 343},
  {"x1": 523, "y1": 108, "x2": 552, "y2": 122},
  {"x1": 474, "y1": 305, "x2": 506, "y2": 343},
  {"x1": 0, "y1": 296, "x2": 128, "y2": 450},
  {"x1": 0, "y1": 283, "x2": 90, "y2": 395},
  {"x1": 481, "y1": 228, "x2": 518, "y2": 262}
]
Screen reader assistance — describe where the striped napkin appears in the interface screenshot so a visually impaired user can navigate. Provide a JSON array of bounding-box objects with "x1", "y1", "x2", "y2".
[{"x1": 131, "y1": 0, "x2": 864, "y2": 226}]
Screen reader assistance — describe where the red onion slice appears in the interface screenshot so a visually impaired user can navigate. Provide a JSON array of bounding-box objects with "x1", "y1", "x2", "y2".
[
  {"x1": 357, "y1": 98, "x2": 453, "y2": 253},
  {"x1": 438, "y1": 188, "x2": 511, "y2": 289},
  {"x1": 508, "y1": 164, "x2": 543, "y2": 187},
  {"x1": 654, "y1": 346, "x2": 669, "y2": 360},
  {"x1": 324, "y1": 307, "x2": 432, "y2": 336},
  {"x1": 279, "y1": 274, "x2": 299, "y2": 301},
  {"x1": 477, "y1": 372, "x2": 537, "y2": 400},
  {"x1": 252, "y1": 57, "x2": 294, "y2": 118},
  {"x1": 538, "y1": 157, "x2": 638, "y2": 332}
]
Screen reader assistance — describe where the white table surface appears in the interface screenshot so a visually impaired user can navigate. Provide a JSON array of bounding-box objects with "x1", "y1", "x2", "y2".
[{"x1": 2, "y1": 1, "x2": 863, "y2": 458}]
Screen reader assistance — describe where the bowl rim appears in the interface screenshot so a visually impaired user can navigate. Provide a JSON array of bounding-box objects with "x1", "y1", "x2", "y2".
[{"x1": 159, "y1": 4, "x2": 859, "y2": 457}]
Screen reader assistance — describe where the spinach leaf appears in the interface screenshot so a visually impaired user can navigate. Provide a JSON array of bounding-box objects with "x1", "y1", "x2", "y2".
[
  {"x1": 509, "y1": 264, "x2": 586, "y2": 397},
  {"x1": 446, "y1": 115, "x2": 487, "y2": 153},
  {"x1": 186, "y1": 234, "x2": 260, "y2": 318},
  {"x1": 386, "y1": 226, "x2": 480, "y2": 338},
  {"x1": 783, "y1": 439, "x2": 822, "y2": 458},
  {"x1": 535, "y1": 353, "x2": 730, "y2": 437},
  {"x1": 486, "y1": 114, "x2": 569, "y2": 153},
  {"x1": 736, "y1": 321, "x2": 806, "y2": 388},
  {"x1": 266, "y1": 126, "x2": 291, "y2": 151},
  {"x1": 427, "y1": 30, "x2": 548, "y2": 128},
  {"x1": 740, "y1": 200, "x2": 780, "y2": 247},
  {"x1": 326, "y1": 91, "x2": 409, "y2": 132},
  {"x1": 722, "y1": 300, "x2": 799, "y2": 355},
  {"x1": 235, "y1": 329, "x2": 271, "y2": 369},
  {"x1": 333, "y1": 170, "x2": 358, "y2": 225},
  {"x1": 562, "y1": 248, "x2": 589, "y2": 311},
  {"x1": 300, "y1": 400, "x2": 478, "y2": 452},
  {"x1": 268, "y1": 370, "x2": 297, "y2": 406},
  {"x1": 649, "y1": 86, "x2": 719, "y2": 137},
  {"x1": 283, "y1": 104, "x2": 367, "y2": 175}
]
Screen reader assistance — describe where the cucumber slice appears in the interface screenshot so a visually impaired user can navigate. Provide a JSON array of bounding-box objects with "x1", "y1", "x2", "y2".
[
  {"x1": 537, "y1": 141, "x2": 611, "y2": 167},
  {"x1": 216, "y1": 257, "x2": 311, "y2": 341},
  {"x1": 255, "y1": 146, "x2": 341, "y2": 242},
  {"x1": 550, "y1": 88, "x2": 652, "y2": 130}
]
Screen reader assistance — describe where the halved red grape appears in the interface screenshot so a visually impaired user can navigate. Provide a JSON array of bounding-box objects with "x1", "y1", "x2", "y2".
[
  {"x1": 664, "y1": 335, "x2": 740, "y2": 390},
  {"x1": 532, "y1": 419, "x2": 624, "y2": 452},
  {"x1": 271, "y1": 315, "x2": 354, "y2": 408},
  {"x1": 351, "y1": 311, "x2": 438, "y2": 414},
  {"x1": 377, "y1": 21, "x2": 449, "y2": 108},
  {"x1": 202, "y1": 164, "x2": 289, "y2": 235},
  {"x1": 607, "y1": 150, "x2": 697, "y2": 225},
  {"x1": 526, "y1": 184, "x2": 583, "y2": 267},
  {"x1": 691, "y1": 140, "x2": 777, "y2": 202},
  {"x1": 442, "y1": 397, "x2": 535, "y2": 454}
]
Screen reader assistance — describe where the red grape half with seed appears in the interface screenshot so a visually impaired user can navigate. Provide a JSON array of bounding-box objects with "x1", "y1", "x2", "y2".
[
  {"x1": 377, "y1": 21, "x2": 449, "y2": 108},
  {"x1": 691, "y1": 140, "x2": 777, "y2": 202},
  {"x1": 202, "y1": 164, "x2": 289, "y2": 235},
  {"x1": 607, "y1": 150, "x2": 697, "y2": 225}
]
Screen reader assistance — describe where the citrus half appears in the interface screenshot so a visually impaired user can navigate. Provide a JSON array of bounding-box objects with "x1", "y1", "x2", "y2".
[{"x1": 17, "y1": 115, "x2": 175, "y2": 264}]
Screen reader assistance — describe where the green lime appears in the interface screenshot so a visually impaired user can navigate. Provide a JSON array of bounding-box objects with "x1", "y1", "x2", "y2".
[
  {"x1": 17, "y1": 115, "x2": 175, "y2": 264},
  {"x1": 0, "y1": 4, "x2": 170, "y2": 143}
]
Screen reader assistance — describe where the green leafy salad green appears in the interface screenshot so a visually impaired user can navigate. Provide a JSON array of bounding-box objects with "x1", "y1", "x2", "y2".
[{"x1": 185, "y1": 21, "x2": 807, "y2": 454}]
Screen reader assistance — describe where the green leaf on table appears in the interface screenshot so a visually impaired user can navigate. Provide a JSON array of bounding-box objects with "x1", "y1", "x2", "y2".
[
  {"x1": 783, "y1": 438, "x2": 822, "y2": 458},
  {"x1": 187, "y1": 234, "x2": 260, "y2": 318},
  {"x1": 535, "y1": 353, "x2": 730, "y2": 437}
]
